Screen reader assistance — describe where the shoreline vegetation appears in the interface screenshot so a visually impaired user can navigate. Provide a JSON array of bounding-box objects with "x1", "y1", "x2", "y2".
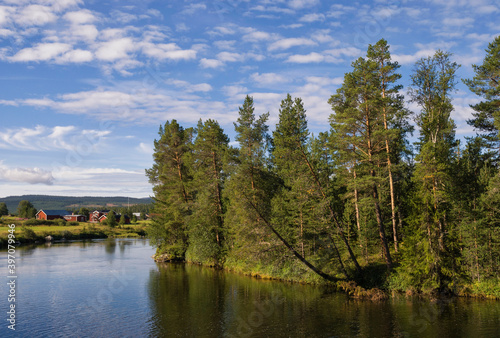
[
  {"x1": 152, "y1": 253, "x2": 500, "y2": 301},
  {"x1": 0, "y1": 216, "x2": 148, "y2": 245},
  {"x1": 146, "y1": 38, "x2": 500, "y2": 301}
]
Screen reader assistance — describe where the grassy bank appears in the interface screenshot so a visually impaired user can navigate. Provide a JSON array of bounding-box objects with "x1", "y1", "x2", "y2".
[
  {"x1": 153, "y1": 247, "x2": 500, "y2": 300},
  {"x1": 0, "y1": 217, "x2": 149, "y2": 246}
]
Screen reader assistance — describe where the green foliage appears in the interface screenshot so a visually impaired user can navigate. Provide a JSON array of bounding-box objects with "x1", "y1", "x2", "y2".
[
  {"x1": 78, "y1": 207, "x2": 90, "y2": 219},
  {"x1": 0, "y1": 202, "x2": 8, "y2": 216},
  {"x1": 21, "y1": 226, "x2": 38, "y2": 241},
  {"x1": 106, "y1": 211, "x2": 117, "y2": 228},
  {"x1": 17, "y1": 200, "x2": 37, "y2": 218},
  {"x1": 144, "y1": 37, "x2": 500, "y2": 294},
  {"x1": 396, "y1": 50, "x2": 461, "y2": 291},
  {"x1": 463, "y1": 35, "x2": 500, "y2": 160},
  {"x1": 224, "y1": 95, "x2": 278, "y2": 265},
  {"x1": 146, "y1": 120, "x2": 194, "y2": 260},
  {"x1": 24, "y1": 219, "x2": 55, "y2": 226},
  {"x1": 187, "y1": 119, "x2": 230, "y2": 265}
]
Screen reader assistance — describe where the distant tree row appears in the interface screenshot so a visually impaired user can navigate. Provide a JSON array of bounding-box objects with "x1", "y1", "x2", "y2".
[{"x1": 148, "y1": 37, "x2": 500, "y2": 293}]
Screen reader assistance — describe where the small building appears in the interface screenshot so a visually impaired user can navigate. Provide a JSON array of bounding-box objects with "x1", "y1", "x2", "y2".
[
  {"x1": 89, "y1": 210, "x2": 109, "y2": 222},
  {"x1": 36, "y1": 210, "x2": 68, "y2": 220},
  {"x1": 64, "y1": 214, "x2": 87, "y2": 222},
  {"x1": 92, "y1": 210, "x2": 130, "y2": 224}
]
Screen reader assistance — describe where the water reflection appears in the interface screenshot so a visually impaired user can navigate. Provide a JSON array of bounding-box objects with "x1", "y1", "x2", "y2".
[
  {"x1": 147, "y1": 263, "x2": 500, "y2": 338},
  {"x1": 0, "y1": 239, "x2": 498, "y2": 337}
]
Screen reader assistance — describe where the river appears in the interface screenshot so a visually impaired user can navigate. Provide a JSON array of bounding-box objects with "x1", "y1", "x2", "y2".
[{"x1": 1, "y1": 239, "x2": 499, "y2": 337}]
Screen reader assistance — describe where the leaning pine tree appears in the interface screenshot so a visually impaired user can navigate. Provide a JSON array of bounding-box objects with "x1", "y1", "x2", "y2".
[{"x1": 224, "y1": 96, "x2": 278, "y2": 267}]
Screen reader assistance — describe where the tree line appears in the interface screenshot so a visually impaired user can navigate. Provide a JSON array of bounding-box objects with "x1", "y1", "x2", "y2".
[{"x1": 147, "y1": 38, "x2": 500, "y2": 294}]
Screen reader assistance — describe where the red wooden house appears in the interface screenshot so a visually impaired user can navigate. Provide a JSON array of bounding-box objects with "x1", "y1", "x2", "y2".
[
  {"x1": 36, "y1": 210, "x2": 68, "y2": 220},
  {"x1": 91, "y1": 210, "x2": 130, "y2": 224},
  {"x1": 36, "y1": 210, "x2": 87, "y2": 222}
]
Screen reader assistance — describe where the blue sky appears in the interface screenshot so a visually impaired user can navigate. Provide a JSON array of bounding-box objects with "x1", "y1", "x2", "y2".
[{"x1": 0, "y1": 0, "x2": 498, "y2": 198}]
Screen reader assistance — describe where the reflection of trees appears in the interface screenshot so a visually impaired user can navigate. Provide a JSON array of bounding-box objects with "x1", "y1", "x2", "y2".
[
  {"x1": 104, "y1": 239, "x2": 117, "y2": 255},
  {"x1": 147, "y1": 263, "x2": 226, "y2": 337},
  {"x1": 145, "y1": 263, "x2": 410, "y2": 337},
  {"x1": 118, "y1": 240, "x2": 132, "y2": 255}
]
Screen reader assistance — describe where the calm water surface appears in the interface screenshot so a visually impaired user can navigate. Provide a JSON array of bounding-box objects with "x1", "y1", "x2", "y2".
[{"x1": 1, "y1": 239, "x2": 499, "y2": 337}]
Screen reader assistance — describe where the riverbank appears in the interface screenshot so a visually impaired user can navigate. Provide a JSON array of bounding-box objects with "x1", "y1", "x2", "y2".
[
  {"x1": 153, "y1": 251, "x2": 500, "y2": 300},
  {"x1": 0, "y1": 217, "x2": 148, "y2": 246}
]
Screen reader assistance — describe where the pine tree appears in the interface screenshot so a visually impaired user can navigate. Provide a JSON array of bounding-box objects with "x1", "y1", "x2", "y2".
[
  {"x1": 146, "y1": 120, "x2": 194, "y2": 260},
  {"x1": 367, "y1": 39, "x2": 412, "y2": 252},
  {"x1": 329, "y1": 55, "x2": 393, "y2": 269},
  {"x1": 272, "y1": 94, "x2": 358, "y2": 278},
  {"x1": 224, "y1": 96, "x2": 277, "y2": 264},
  {"x1": 186, "y1": 119, "x2": 230, "y2": 265},
  {"x1": 463, "y1": 35, "x2": 500, "y2": 162},
  {"x1": 404, "y1": 50, "x2": 460, "y2": 290}
]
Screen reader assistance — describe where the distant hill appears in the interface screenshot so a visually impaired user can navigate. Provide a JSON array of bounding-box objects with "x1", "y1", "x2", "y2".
[{"x1": 0, "y1": 195, "x2": 152, "y2": 214}]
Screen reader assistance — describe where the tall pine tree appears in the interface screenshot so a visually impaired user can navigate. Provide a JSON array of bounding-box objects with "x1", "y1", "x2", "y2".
[{"x1": 146, "y1": 120, "x2": 194, "y2": 260}]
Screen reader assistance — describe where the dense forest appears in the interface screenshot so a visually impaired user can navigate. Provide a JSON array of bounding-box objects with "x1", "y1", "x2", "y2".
[{"x1": 146, "y1": 38, "x2": 500, "y2": 296}]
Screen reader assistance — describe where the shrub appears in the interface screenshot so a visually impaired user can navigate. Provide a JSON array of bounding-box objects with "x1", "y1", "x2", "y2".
[
  {"x1": 21, "y1": 226, "x2": 38, "y2": 241},
  {"x1": 24, "y1": 219, "x2": 55, "y2": 226}
]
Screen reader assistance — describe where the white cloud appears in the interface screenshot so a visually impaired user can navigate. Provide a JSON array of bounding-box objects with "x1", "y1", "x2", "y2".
[
  {"x1": 289, "y1": 0, "x2": 320, "y2": 9},
  {"x1": 63, "y1": 9, "x2": 97, "y2": 24},
  {"x1": 181, "y1": 3, "x2": 206, "y2": 15},
  {"x1": 9, "y1": 42, "x2": 71, "y2": 62},
  {"x1": 140, "y1": 42, "x2": 197, "y2": 61},
  {"x1": 223, "y1": 85, "x2": 248, "y2": 98},
  {"x1": 251, "y1": 72, "x2": 287, "y2": 86},
  {"x1": 286, "y1": 52, "x2": 325, "y2": 63},
  {"x1": 299, "y1": 13, "x2": 325, "y2": 22},
  {"x1": 200, "y1": 58, "x2": 224, "y2": 68},
  {"x1": 0, "y1": 125, "x2": 110, "y2": 152},
  {"x1": 443, "y1": 17, "x2": 474, "y2": 27},
  {"x1": 0, "y1": 165, "x2": 54, "y2": 185},
  {"x1": 305, "y1": 76, "x2": 344, "y2": 86},
  {"x1": 137, "y1": 142, "x2": 153, "y2": 155},
  {"x1": 217, "y1": 51, "x2": 244, "y2": 62},
  {"x1": 171, "y1": 79, "x2": 212, "y2": 92},
  {"x1": 67, "y1": 24, "x2": 99, "y2": 42},
  {"x1": 268, "y1": 37, "x2": 317, "y2": 51},
  {"x1": 250, "y1": 5, "x2": 295, "y2": 15},
  {"x1": 16, "y1": 5, "x2": 57, "y2": 26},
  {"x1": 393, "y1": 49, "x2": 437, "y2": 65},
  {"x1": 95, "y1": 37, "x2": 136, "y2": 61},
  {"x1": 242, "y1": 29, "x2": 276, "y2": 42},
  {"x1": 56, "y1": 49, "x2": 93, "y2": 63},
  {"x1": 110, "y1": 10, "x2": 137, "y2": 24},
  {"x1": 206, "y1": 26, "x2": 236, "y2": 37}
]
